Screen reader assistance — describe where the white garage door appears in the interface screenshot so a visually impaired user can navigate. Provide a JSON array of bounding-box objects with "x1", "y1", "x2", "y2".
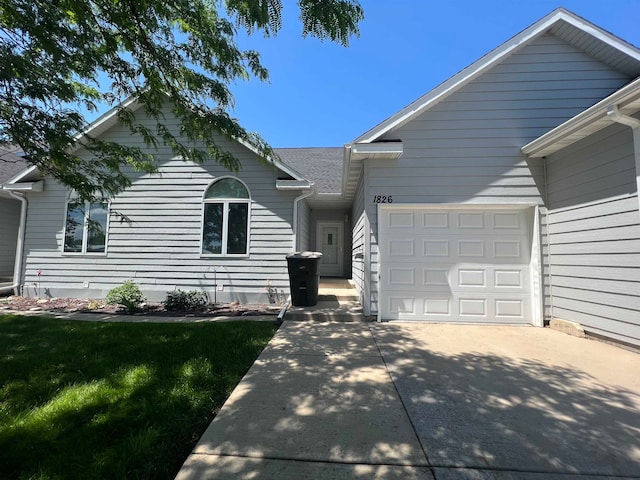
[{"x1": 379, "y1": 206, "x2": 532, "y2": 323}]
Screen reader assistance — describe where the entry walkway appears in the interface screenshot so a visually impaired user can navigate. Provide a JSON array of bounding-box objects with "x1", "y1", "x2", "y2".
[
  {"x1": 285, "y1": 278, "x2": 367, "y2": 322},
  {"x1": 176, "y1": 320, "x2": 434, "y2": 479}
]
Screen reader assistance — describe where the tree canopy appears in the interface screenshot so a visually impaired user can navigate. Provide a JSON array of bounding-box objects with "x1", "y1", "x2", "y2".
[{"x1": 0, "y1": 0, "x2": 363, "y2": 200}]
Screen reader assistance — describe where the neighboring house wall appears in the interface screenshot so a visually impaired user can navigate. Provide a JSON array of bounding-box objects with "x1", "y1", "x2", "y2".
[
  {"x1": 0, "y1": 197, "x2": 20, "y2": 278},
  {"x1": 21, "y1": 111, "x2": 299, "y2": 302},
  {"x1": 362, "y1": 33, "x2": 632, "y2": 316},
  {"x1": 545, "y1": 121, "x2": 640, "y2": 346}
]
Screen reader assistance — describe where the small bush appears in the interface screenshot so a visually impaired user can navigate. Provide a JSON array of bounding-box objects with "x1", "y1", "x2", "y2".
[
  {"x1": 164, "y1": 289, "x2": 208, "y2": 311},
  {"x1": 105, "y1": 281, "x2": 145, "y2": 312}
]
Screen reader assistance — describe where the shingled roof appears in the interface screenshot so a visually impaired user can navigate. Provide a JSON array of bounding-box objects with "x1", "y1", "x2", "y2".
[
  {"x1": 0, "y1": 146, "x2": 28, "y2": 183},
  {"x1": 274, "y1": 147, "x2": 343, "y2": 194}
]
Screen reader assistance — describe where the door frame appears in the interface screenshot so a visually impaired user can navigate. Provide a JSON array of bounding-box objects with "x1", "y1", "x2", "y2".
[{"x1": 316, "y1": 221, "x2": 344, "y2": 277}]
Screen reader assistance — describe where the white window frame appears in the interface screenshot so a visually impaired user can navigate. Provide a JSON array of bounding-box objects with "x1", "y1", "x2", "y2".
[
  {"x1": 62, "y1": 195, "x2": 110, "y2": 255},
  {"x1": 201, "y1": 177, "x2": 251, "y2": 257}
]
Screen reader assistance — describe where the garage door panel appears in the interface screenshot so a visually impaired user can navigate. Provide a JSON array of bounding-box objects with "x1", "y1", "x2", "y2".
[
  {"x1": 380, "y1": 207, "x2": 533, "y2": 323},
  {"x1": 385, "y1": 236, "x2": 530, "y2": 264},
  {"x1": 382, "y1": 210, "x2": 528, "y2": 234},
  {"x1": 382, "y1": 264, "x2": 529, "y2": 292},
  {"x1": 382, "y1": 294, "x2": 531, "y2": 322}
]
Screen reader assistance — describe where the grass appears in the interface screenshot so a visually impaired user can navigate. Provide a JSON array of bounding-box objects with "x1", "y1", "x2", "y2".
[{"x1": 0, "y1": 314, "x2": 277, "y2": 479}]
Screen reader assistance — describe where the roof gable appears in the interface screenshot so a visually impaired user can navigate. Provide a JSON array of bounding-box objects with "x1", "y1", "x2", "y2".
[
  {"x1": 8, "y1": 95, "x2": 308, "y2": 186},
  {"x1": 352, "y1": 8, "x2": 640, "y2": 145}
]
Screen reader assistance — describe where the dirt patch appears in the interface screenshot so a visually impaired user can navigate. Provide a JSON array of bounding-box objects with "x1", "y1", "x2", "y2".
[{"x1": 0, "y1": 295, "x2": 281, "y2": 317}]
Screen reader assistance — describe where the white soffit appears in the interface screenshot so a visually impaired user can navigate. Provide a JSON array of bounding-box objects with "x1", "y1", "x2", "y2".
[
  {"x1": 2, "y1": 180, "x2": 44, "y2": 192},
  {"x1": 350, "y1": 142, "x2": 403, "y2": 160},
  {"x1": 522, "y1": 77, "x2": 640, "y2": 158}
]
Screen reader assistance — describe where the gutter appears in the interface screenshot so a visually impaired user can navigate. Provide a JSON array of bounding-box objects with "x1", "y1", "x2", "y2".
[
  {"x1": 291, "y1": 185, "x2": 314, "y2": 252},
  {"x1": 275, "y1": 179, "x2": 314, "y2": 252},
  {"x1": 0, "y1": 189, "x2": 27, "y2": 295},
  {"x1": 607, "y1": 105, "x2": 640, "y2": 217}
]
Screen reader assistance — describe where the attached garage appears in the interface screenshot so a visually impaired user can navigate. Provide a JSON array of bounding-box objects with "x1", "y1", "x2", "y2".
[{"x1": 378, "y1": 205, "x2": 542, "y2": 325}]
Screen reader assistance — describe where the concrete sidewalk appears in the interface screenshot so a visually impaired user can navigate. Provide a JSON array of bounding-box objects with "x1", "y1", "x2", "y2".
[
  {"x1": 176, "y1": 320, "x2": 640, "y2": 480},
  {"x1": 176, "y1": 320, "x2": 433, "y2": 479}
]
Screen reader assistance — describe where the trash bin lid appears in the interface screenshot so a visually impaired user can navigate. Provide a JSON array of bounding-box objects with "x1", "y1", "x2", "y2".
[{"x1": 286, "y1": 251, "x2": 323, "y2": 259}]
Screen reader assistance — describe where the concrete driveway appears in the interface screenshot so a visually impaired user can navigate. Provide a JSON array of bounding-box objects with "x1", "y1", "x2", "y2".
[
  {"x1": 177, "y1": 322, "x2": 640, "y2": 479},
  {"x1": 370, "y1": 324, "x2": 640, "y2": 479}
]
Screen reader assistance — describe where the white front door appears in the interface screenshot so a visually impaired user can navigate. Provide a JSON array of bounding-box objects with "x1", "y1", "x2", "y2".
[
  {"x1": 317, "y1": 222, "x2": 344, "y2": 277},
  {"x1": 379, "y1": 206, "x2": 533, "y2": 323}
]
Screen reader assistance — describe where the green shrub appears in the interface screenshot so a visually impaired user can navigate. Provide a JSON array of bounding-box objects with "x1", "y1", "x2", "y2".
[
  {"x1": 105, "y1": 281, "x2": 145, "y2": 312},
  {"x1": 164, "y1": 289, "x2": 208, "y2": 311}
]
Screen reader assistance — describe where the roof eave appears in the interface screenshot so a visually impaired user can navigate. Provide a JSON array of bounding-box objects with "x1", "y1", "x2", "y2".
[
  {"x1": 6, "y1": 165, "x2": 39, "y2": 184},
  {"x1": 350, "y1": 141, "x2": 403, "y2": 160},
  {"x1": 275, "y1": 179, "x2": 312, "y2": 191},
  {"x1": 2, "y1": 180, "x2": 44, "y2": 192}
]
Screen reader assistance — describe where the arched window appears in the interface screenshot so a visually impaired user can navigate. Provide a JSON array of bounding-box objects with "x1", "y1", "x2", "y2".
[{"x1": 202, "y1": 178, "x2": 250, "y2": 255}]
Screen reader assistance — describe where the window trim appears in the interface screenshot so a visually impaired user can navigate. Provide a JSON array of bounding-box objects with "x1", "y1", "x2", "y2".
[
  {"x1": 62, "y1": 194, "x2": 110, "y2": 256},
  {"x1": 201, "y1": 177, "x2": 251, "y2": 257}
]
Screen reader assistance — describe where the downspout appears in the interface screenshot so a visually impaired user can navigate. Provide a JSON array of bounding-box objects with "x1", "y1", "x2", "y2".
[
  {"x1": 291, "y1": 184, "x2": 315, "y2": 252},
  {"x1": 607, "y1": 105, "x2": 640, "y2": 217},
  {"x1": 0, "y1": 190, "x2": 27, "y2": 295}
]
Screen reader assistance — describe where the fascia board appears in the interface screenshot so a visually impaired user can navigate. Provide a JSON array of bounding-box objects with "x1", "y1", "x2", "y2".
[
  {"x1": 70, "y1": 95, "x2": 141, "y2": 152},
  {"x1": 2, "y1": 180, "x2": 44, "y2": 192},
  {"x1": 6, "y1": 165, "x2": 38, "y2": 184},
  {"x1": 353, "y1": 8, "x2": 640, "y2": 145},
  {"x1": 350, "y1": 142, "x2": 403, "y2": 159},
  {"x1": 275, "y1": 179, "x2": 312, "y2": 190}
]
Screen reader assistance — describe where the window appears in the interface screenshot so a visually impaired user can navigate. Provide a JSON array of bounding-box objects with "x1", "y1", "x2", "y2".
[
  {"x1": 63, "y1": 198, "x2": 109, "y2": 254},
  {"x1": 202, "y1": 178, "x2": 250, "y2": 255}
]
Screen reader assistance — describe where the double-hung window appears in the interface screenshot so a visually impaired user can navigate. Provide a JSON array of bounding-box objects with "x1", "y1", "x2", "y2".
[
  {"x1": 63, "y1": 196, "x2": 109, "y2": 254},
  {"x1": 202, "y1": 178, "x2": 250, "y2": 256}
]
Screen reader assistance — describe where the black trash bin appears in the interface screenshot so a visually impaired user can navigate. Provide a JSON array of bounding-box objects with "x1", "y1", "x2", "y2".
[{"x1": 286, "y1": 252, "x2": 323, "y2": 306}]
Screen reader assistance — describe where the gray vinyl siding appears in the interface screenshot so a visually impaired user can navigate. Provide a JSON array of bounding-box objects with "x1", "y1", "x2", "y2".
[
  {"x1": 362, "y1": 33, "x2": 632, "y2": 316},
  {"x1": 351, "y1": 174, "x2": 366, "y2": 310},
  {"x1": 297, "y1": 199, "x2": 311, "y2": 251},
  {"x1": 21, "y1": 107, "x2": 298, "y2": 302},
  {"x1": 546, "y1": 121, "x2": 640, "y2": 346},
  {"x1": 0, "y1": 197, "x2": 20, "y2": 277}
]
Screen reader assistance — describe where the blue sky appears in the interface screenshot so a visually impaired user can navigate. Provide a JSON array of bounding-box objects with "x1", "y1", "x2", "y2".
[{"x1": 223, "y1": 0, "x2": 640, "y2": 147}]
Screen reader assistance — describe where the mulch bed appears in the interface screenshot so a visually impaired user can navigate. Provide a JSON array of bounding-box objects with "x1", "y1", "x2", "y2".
[{"x1": 0, "y1": 295, "x2": 281, "y2": 317}]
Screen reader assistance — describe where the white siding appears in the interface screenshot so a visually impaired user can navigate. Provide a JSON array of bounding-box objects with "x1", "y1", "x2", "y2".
[
  {"x1": 546, "y1": 122, "x2": 640, "y2": 346},
  {"x1": 21, "y1": 107, "x2": 298, "y2": 302},
  {"x1": 0, "y1": 197, "x2": 20, "y2": 277},
  {"x1": 362, "y1": 33, "x2": 632, "y2": 316}
]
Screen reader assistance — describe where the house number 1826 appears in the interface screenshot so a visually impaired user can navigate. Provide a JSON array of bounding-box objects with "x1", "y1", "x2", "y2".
[{"x1": 373, "y1": 195, "x2": 393, "y2": 203}]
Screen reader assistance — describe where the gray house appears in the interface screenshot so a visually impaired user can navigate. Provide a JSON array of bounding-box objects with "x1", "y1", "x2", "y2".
[{"x1": 2, "y1": 8, "x2": 640, "y2": 346}]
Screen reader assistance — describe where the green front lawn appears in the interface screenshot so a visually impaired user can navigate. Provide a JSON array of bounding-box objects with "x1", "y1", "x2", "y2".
[{"x1": 0, "y1": 315, "x2": 277, "y2": 479}]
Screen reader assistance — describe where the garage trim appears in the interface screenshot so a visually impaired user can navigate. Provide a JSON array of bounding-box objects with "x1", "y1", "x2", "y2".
[{"x1": 376, "y1": 203, "x2": 544, "y2": 327}]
